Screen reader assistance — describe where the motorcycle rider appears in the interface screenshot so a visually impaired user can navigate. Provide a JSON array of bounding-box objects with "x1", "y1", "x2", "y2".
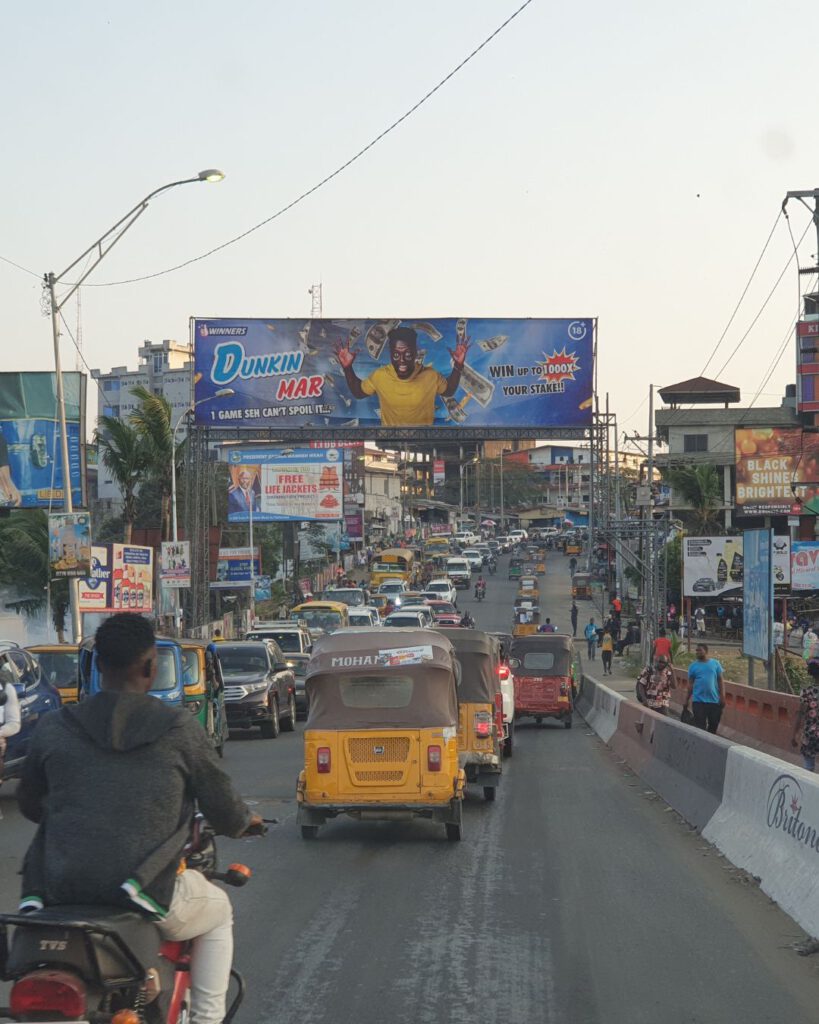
[
  {"x1": 17, "y1": 613, "x2": 263, "y2": 1024},
  {"x1": 460, "y1": 610, "x2": 475, "y2": 628},
  {"x1": 475, "y1": 574, "x2": 486, "y2": 600}
]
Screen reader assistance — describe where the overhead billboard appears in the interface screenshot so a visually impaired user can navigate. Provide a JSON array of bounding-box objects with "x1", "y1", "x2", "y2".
[
  {"x1": 211, "y1": 547, "x2": 262, "y2": 589},
  {"x1": 742, "y1": 529, "x2": 772, "y2": 661},
  {"x1": 48, "y1": 512, "x2": 92, "y2": 579},
  {"x1": 734, "y1": 427, "x2": 812, "y2": 516},
  {"x1": 77, "y1": 544, "x2": 154, "y2": 613},
  {"x1": 225, "y1": 447, "x2": 344, "y2": 523},
  {"x1": 683, "y1": 535, "x2": 790, "y2": 598},
  {"x1": 0, "y1": 371, "x2": 86, "y2": 508},
  {"x1": 193, "y1": 318, "x2": 594, "y2": 429}
]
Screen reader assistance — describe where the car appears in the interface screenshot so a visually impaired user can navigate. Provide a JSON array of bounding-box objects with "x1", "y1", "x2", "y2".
[
  {"x1": 446, "y1": 557, "x2": 472, "y2": 589},
  {"x1": 219, "y1": 640, "x2": 297, "y2": 738},
  {"x1": 349, "y1": 608, "x2": 381, "y2": 627},
  {"x1": 0, "y1": 641, "x2": 61, "y2": 779},
  {"x1": 496, "y1": 536, "x2": 512, "y2": 552},
  {"x1": 399, "y1": 604, "x2": 435, "y2": 627},
  {"x1": 394, "y1": 590, "x2": 426, "y2": 609},
  {"x1": 320, "y1": 586, "x2": 369, "y2": 607},
  {"x1": 245, "y1": 623, "x2": 312, "y2": 715},
  {"x1": 426, "y1": 600, "x2": 462, "y2": 626},
  {"x1": 454, "y1": 531, "x2": 479, "y2": 546},
  {"x1": 383, "y1": 611, "x2": 429, "y2": 628},
  {"x1": 692, "y1": 577, "x2": 717, "y2": 593},
  {"x1": 378, "y1": 579, "x2": 407, "y2": 597},
  {"x1": 489, "y1": 631, "x2": 515, "y2": 756},
  {"x1": 421, "y1": 578, "x2": 458, "y2": 605},
  {"x1": 461, "y1": 549, "x2": 484, "y2": 571},
  {"x1": 487, "y1": 540, "x2": 501, "y2": 554},
  {"x1": 509, "y1": 529, "x2": 528, "y2": 544}
]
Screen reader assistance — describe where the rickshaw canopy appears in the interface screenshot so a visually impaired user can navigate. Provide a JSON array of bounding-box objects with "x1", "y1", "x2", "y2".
[
  {"x1": 435, "y1": 628, "x2": 501, "y2": 704},
  {"x1": 305, "y1": 627, "x2": 459, "y2": 730},
  {"x1": 510, "y1": 633, "x2": 574, "y2": 677}
]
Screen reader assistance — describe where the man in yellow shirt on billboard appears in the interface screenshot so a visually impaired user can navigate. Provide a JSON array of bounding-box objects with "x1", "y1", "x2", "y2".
[{"x1": 335, "y1": 326, "x2": 468, "y2": 426}]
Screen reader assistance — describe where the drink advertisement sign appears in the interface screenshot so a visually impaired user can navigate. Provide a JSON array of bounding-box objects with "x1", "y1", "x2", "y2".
[
  {"x1": 193, "y1": 317, "x2": 594, "y2": 430},
  {"x1": 77, "y1": 544, "x2": 153, "y2": 612},
  {"x1": 225, "y1": 447, "x2": 343, "y2": 523}
]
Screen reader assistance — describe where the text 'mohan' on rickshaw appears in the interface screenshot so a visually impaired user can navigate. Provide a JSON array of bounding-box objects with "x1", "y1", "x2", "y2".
[
  {"x1": 435, "y1": 628, "x2": 503, "y2": 802},
  {"x1": 510, "y1": 632, "x2": 577, "y2": 728},
  {"x1": 296, "y1": 628, "x2": 466, "y2": 841}
]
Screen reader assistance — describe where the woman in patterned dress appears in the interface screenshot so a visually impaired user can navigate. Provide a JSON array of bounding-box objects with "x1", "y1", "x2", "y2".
[{"x1": 791, "y1": 660, "x2": 819, "y2": 772}]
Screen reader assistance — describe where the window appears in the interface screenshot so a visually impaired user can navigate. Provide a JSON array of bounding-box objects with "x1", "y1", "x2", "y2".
[
  {"x1": 521, "y1": 652, "x2": 556, "y2": 672},
  {"x1": 683, "y1": 434, "x2": 708, "y2": 453},
  {"x1": 8, "y1": 650, "x2": 38, "y2": 688},
  {"x1": 102, "y1": 379, "x2": 121, "y2": 392},
  {"x1": 339, "y1": 675, "x2": 413, "y2": 708},
  {"x1": 153, "y1": 353, "x2": 165, "y2": 373}
]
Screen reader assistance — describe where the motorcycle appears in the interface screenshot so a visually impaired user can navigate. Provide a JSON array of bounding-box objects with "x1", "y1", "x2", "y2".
[
  {"x1": 475, "y1": 582, "x2": 486, "y2": 602},
  {"x1": 0, "y1": 816, "x2": 267, "y2": 1023},
  {"x1": 487, "y1": 558, "x2": 497, "y2": 576}
]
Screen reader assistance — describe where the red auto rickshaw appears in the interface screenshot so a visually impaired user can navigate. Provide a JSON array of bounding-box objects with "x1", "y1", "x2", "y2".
[{"x1": 510, "y1": 633, "x2": 576, "y2": 729}]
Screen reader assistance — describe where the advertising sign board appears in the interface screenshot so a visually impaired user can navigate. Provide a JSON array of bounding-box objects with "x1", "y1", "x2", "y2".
[
  {"x1": 796, "y1": 320, "x2": 819, "y2": 415},
  {"x1": 225, "y1": 447, "x2": 343, "y2": 523},
  {"x1": 743, "y1": 530, "x2": 773, "y2": 661},
  {"x1": 193, "y1": 317, "x2": 594, "y2": 429},
  {"x1": 791, "y1": 541, "x2": 819, "y2": 591},
  {"x1": 433, "y1": 459, "x2": 446, "y2": 487},
  {"x1": 211, "y1": 547, "x2": 262, "y2": 589},
  {"x1": 48, "y1": 512, "x2": 91, "y2": 579},
  {"x1": 77, "y1": 544, "x2": 153, "y2": 613},
  {"x1": 0, "y1": 371, "x2": 86, "y2": 508},
  {"x1": 683, "y1": 535, "x2": 790, "y2": 597},
  {"x1": 160, "y1": 541, "x2": 191, "y2": 588},
  {"x1": 734, "y1": 428, "x2": 817, "y2": 516}
]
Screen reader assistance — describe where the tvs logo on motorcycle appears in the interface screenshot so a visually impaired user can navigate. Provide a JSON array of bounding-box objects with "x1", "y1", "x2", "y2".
[{"x1": 536, "y1": 348, "x2": 580, "y2": 385}]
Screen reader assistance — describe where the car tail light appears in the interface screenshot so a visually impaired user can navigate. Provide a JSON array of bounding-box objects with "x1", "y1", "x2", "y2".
[
  {"x1": 474, "y1": 711, "x2": 492, "y2": 737},
  {"x1": 498, "y1": 664, "x2": 510, "y2": 681},
  {"x1": 317, "y1": 747, "x2": 331, "y2": 773},
  {"x1": 10, "y1": 970, "x2": 87, "y2": 1019},
  {"x1": 427, "y1": 745, "x2": 442, "y2": 771}
]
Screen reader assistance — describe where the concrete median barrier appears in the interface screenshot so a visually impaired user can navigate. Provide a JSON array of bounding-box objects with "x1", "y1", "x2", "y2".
[
  {"x1": 576, "y1": 674, "x2": 623, "y2": 742},
  {"x1": 703, "y1": 747, "x2": 819, "y2": 938}
]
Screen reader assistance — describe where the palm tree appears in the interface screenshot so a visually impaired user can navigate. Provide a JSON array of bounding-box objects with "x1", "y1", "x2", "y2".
[
  {"x1": 129, "y1": 385, "x2": 178, "y2": 540},
  {"x1": 664, "y1": 465, "x2": 723, "y2": 534},
  {"x1": 0, "y1": 510, "x2": 70, "y2": 640},
  {"x1": 95, "y1": 417, "x2": 146, "y2": 542}
]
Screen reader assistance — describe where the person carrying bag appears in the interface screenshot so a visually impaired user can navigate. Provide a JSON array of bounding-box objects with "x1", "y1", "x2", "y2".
[{"x1": 0, "y1": 664, "x2": 22, "y2": 784}]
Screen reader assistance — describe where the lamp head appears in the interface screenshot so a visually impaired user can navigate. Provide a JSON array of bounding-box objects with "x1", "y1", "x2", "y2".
[{"x1": 198, "y1": 168, "x2": 225, "y2": 183}]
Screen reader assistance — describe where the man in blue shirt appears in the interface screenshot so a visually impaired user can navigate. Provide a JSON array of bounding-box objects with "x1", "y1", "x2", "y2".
[
  {"x1": 584, "y1": 618, "x2": 598, "y2": 661},
  {"x1": 683, "y1": 643, "x2": 725, "y2": 733}
]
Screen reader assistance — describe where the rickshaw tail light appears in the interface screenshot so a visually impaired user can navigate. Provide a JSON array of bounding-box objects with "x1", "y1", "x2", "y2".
[
  {"x1": 427, "y1": 745, "x2": 442, "y2": 771},
  {"x1": 560, "y1": 682, "x2": 569, "y2": 696},
  {"x1": 317, "y1": 747, "x2": 331, "y2": 773},
  {"x1": 498, "y1": 665, "x2": 510, "y2": 681},
  {"x1": 474, "y1": 712, "x2": 492, "y2": 737}
]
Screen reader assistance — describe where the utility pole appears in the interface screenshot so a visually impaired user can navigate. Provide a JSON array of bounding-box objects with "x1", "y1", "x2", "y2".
[
  {"x1": 783, "y1": 189, "x2": 819, "y2": 272},
  {"x1": 645, "y1": 384, "x2": 655, "y2": 663},
  {"x1": 614, "y1": 421, "x2": 623, "y2": 599},
  {"x1": 459, "y1": 444, "x2": 464, "y2": 524},
  {"x1": 499, "y1": 449, "x2": 506, "y2": 531}
]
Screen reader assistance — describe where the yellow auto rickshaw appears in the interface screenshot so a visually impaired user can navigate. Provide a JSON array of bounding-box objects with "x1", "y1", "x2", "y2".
[
  {"x1": 296, "y1": 627, "x2": 466, "y2": 840},
  {"x1": 290, "y1": 600, "x2": 350, "y2": 637},
  {"x1": 565, "y1": 540, "x2": 582, "y2": 557},
  {"x1": 437, "y1": 628, "x2": 503, "y2": 802},
  {"x1": 572, "y1": 572, "x2": 593, "y2": 600},
  {"x1": 180, "y1": 640, "x2": 229, "y2": 757},
  {"x1": 26, "y1": 643, "x2": 79, "y2": 703},
  {"x1": 512, "y1": 599, "x2": 540, "y2": 636}
]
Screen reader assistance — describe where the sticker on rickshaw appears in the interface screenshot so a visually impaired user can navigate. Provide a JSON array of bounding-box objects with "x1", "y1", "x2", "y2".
[{"x1": 378, "y1": 644, "x2": 434, "y2": 667}]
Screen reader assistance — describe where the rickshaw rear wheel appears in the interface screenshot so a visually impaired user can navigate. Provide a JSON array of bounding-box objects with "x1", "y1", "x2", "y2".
[
  {"x1": 535, "y1": 716, "x2": 543, "y2": 726},
  {"x1": 301, "y1": 825, "x2": 319, "y2": 840},
  {"x1": 483, "y1": 786, "x2": 496, "y2": 802},
  {"x1": 503, "y1": 724, "x2": 514, "y2": 757},
  {"x1": 564, "y1": 717, "x2": 573, "y2": 729},
  {"x1": 445, "y1": 823, "x2": 462, "y2": 841}
]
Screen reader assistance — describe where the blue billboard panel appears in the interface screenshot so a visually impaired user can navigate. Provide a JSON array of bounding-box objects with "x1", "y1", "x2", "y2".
[
  {"x1": 193, "y1": 318, "x2": 594, "y2": 429},
  {"x1": 743, "y1": 529, "x2": 772, "y2": 661},
  {"x1": 0, "y1": 371, "x2": 86, "y2": 508}
]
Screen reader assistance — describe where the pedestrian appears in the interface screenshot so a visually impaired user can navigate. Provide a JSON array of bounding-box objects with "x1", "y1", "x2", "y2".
[
  {"x1": 791, "y1": 660, "x2": 819, "y2": 772},
  {"x1": 569, "y1": 556, "x2": 577, "y2": 575},
  {"x1": 803, "y1": 624, "x2": 819, "y2": 662},
  {"x1": 636, "y1": 655, "x2": 675, "y2": 715},
  {"x1": 570, "y1": 600, "x2": 578, "y2": 637},
  {"x1": 682, "y1": 643, "x2": 725, "y2": 734},
  {"x1": 0, "y1": 663, "x2": 22, "y2": 783},
  {"x1": 694, "y1": 606, "x2": 706, "y2": 636},
  {"x1": 600, "y1": 628, "x2": 614, "y2": 675},
  {"x1": 611, "y1": 594, "x2": 622, "y2": 616},
  {"x1": 538, "y1": 617, "x2": 557, "y2": 634},
  {"x1": 652, "y1": 626, "x2": 673, "y2": 663},
  {"x1": 584, "y1": 618, "x2": 597, "y2": 661}
]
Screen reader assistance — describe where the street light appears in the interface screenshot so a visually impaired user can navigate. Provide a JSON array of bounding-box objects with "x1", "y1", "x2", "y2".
[{"x1": 47, "y1": 169, "x2": 225, "y2": 641}]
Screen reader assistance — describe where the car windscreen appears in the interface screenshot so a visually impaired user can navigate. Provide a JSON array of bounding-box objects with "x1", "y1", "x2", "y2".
[
  {"x1": 339, "y1": 674, "x2": 413, "y2": 709},
  {"x1": 32, "y1": 650, "x2": 78, "y2": 687},
  {"x1": 219, "y1": 647, "x2": 269, "y2": 675},
  {"x1": 384, "y1": 616, "x2": 421, "y2": 627},
  {"x1": 349, "y1": 613, "x2": 373, "y2": 626},
  {"x1": 152, "y1": 648, "x2": 179, "y2": 692},
  {"x1": 428, "y1": 582, "x2": 450, "y2": 591},
  {"x1": 432, "y1": 604, "x2": 457, "y2": 615},
  {"x1": 521, "y1": 651, "x2": 557, "y2": 672},
  {"x1": 324, "y1": 590, "x2": 365, "y2": 607},
  {"x1": 247, "y1": 631, "x2": 301, "y2": 652},
  {"x1": 299, "y1": 610, "x2": 344, "y2": 631},
  {"x1": 181, "y1": 649, "x2": 200, "y2": 686}
]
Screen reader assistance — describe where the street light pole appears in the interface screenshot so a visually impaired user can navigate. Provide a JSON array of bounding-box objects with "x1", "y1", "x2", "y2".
[{"x1": 48, "y1": 169, "x2": 225, "y2": 641}]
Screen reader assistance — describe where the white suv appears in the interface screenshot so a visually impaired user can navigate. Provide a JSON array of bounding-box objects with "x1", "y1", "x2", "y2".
[
  {"x1": 461, "y1": 548, "x2": 484, "y2": 571},
  {"x1": 425, "y1": 578, "x2": 458, "y2": 605}
]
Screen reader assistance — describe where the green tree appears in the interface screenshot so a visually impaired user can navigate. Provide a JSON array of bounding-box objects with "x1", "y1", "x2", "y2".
[
  {"x1": 94, "y1": 417, "x2": 146, "y2": 543},
  {"x1": 663, "y1": 465, "x2": 723, "y2": 534},
  {"x1": 0, "y1": 510, "x2": 69, "y2": 640},
  {"x1": 129, "y1": 385, "x2": 178, "y2": 541}
]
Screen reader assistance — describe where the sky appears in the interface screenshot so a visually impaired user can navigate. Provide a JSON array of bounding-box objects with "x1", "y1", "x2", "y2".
[{"x1": 1, "y1": 0, "x2": 818, "y2": 441}]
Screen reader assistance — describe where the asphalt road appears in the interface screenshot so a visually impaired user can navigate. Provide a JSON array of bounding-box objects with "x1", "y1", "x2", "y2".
[{"x1": 1, "y1": 553, "x2": 818, "y2": 1023}]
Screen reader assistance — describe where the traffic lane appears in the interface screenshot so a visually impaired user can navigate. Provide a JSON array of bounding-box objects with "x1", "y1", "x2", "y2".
[{"x1": 231, "y1": 712, "x2": 817, "y2": 1024}]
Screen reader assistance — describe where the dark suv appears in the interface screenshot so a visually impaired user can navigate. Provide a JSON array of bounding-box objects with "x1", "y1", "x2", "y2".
[
  {"x1": 218, "y1": 641, "x2": 296, "y2": 739},
  {"x1": 0, "y1": 641, "x2": 61, "y2": 778}
]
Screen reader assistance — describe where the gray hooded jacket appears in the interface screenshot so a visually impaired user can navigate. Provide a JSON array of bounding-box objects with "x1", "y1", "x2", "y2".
[{"x1": 18, "y1": 691, "x2": 250, "y2": 917}]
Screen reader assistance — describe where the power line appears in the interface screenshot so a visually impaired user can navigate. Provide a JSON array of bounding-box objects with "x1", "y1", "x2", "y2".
[
  {"x1": 77, "y1": 0, "x2": 536, "y2": 289},
  {"x1": 700, "y1": 210, "x2": 782, "y2": 376},
  {"x1": 0, "y1": 253, "x2": 40, "y2": 279}
]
